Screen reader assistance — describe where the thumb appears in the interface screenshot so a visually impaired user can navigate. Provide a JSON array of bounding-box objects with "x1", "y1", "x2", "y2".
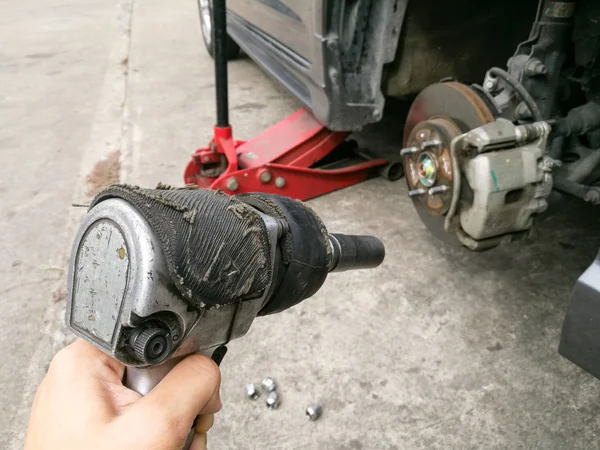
[{"x1": 132, "y1": 354, "x2": 222, "y2": 426}]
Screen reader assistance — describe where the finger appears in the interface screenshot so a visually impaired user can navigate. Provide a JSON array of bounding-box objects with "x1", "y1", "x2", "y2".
[
  {"x1": 189, "y1": 433, "x2": 208, "y2": 450},
  {"x1": 49, "y1": 339, "x2": 125, "y2": 383},
  {"x1": 194, "y1": 414, "x2": 214, "y2": 434},
  {"x1": 135, "y1": 354, "x2": 221, "y2": 424},
  {"x1": 105, "y1": 382, "x2": 143, "y2": 414}
]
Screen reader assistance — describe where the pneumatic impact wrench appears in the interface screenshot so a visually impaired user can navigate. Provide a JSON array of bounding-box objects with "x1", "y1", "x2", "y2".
[{"x1": 65, "y1": 185, "x2": 384, "y2": 431}]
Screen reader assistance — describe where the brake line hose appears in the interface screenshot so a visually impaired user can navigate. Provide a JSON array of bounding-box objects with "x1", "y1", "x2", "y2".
[{"x1": 488, "y1": 67, "x2": 544, "y2": 122}]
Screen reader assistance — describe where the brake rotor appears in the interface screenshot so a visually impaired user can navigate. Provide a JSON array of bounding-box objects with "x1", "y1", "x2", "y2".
[{"x1": 402, "y1": 82, "x2": 495, "y2": 244}]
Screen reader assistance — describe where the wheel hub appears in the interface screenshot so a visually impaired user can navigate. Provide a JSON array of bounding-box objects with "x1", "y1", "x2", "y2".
[
  {"x1": 404, "y1": 117, "x2": 461, "y2": 216},
  {"x1": 417, "y1": 152, "x2": 437, "y2": 187},
  {"x1": 402, "y1": 82, "x2": 495, "y2": 243}
]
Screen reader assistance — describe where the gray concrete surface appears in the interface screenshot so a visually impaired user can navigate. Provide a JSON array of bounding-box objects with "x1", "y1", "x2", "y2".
[
  {"x1": 2, "y1": 0, "x2": 600, "y2": 449},
  {"x1": 1, "y1": 0, "x2": 133, "y2": 446}
]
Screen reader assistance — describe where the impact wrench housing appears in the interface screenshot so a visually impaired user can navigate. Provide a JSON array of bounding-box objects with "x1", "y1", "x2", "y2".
[{"x1": 65, "y1": 185, "x2": 384, "y2": 397}]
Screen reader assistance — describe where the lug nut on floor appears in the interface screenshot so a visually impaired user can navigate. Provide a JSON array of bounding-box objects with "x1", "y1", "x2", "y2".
[
  {"x1": 245, "y1": 383, "x2": 260, "y2": 400},
  {"x1": 245, "y1": 378, "x2": 321, "y2": 420},
  {"x1": 305, "y1": 404, "x2": 322, "y2": 421},
  {"x1": 261, "y1": 377, "x2": 277, "y2": 392},
  {"x1": 266, "y1": 391, "x2": 280, "y2": 409}
]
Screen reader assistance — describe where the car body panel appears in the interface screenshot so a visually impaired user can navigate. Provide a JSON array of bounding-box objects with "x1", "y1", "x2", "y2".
[
  {"x1": 227, "y1": 0, "x2": 406, "y2": 130},
  {"x1": 226, "y1": 0, "x2": 538, "y2": 131}
]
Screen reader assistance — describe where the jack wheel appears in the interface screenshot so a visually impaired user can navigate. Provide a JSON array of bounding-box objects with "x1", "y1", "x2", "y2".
[
  {"x1": 198, "y1": 0, "x2": 241, "y2": 60},
  {"x1": 379, "y1": 162, "x2": 404, "y2": 181}
]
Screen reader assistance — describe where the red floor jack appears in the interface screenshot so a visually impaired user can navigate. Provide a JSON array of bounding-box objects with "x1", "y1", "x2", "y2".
[{"x1": 183, "y1": 0, "x2": 398, "y2": 200}]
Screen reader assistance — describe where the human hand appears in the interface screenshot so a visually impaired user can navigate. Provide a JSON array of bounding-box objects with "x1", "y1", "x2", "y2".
[{"x1": 25, "y1": 339, "x2": 221, "y2": 450}]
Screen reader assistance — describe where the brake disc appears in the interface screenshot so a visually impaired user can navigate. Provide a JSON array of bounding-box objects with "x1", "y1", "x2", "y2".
[{"x1": 402, "y1": 82, "x2": 495, "y2": 245}]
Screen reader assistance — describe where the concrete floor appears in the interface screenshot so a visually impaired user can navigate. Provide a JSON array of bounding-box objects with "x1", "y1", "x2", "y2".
[{"x1": 2, "y1": 0, "x2": 600, "y2": 449}]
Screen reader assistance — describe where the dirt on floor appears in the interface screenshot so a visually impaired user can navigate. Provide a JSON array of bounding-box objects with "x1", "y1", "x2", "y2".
[{"x1": 86, "y1": 150, "x2": 121, "y2": 196}]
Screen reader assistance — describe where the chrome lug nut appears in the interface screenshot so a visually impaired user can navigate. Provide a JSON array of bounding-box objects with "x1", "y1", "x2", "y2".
[
  {"x1": 261, "y1": 377, "x2": 277, "y2": 392},
  {"x1": 305, "y1": 404, "x2": 323, "y2": 421},
  {"x1": 428, "y1": 185, "x2": 449, "y2": 195},
  {"x1": 245, "y1": 383, "x2": 260, "y2": 400},
  {"x1": 400, "y1": 146, "x2": 420, "y2": 156},
  {"x1": 266, "y1": 391, "x2": 280, "y2": 409},
  {"x1": 408, "y1": 188, "x2": 427, "y2": 198}
]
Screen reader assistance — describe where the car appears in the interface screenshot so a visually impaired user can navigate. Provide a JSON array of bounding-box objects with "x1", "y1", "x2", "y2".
[{"x1": 199, "y1": 0, "x2": 600, "y2": 380}]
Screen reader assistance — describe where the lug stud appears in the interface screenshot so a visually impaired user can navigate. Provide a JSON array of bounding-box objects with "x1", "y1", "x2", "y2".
[
  {"x1": 421, "y1": 139, "x2": 441, "y2": 150},
  {"x1": 400, "y1": 146, "x2": 420, "y2": 156},
  {"x1": 428, "y1": 185, "x2": 449, "y2": 195},
  {"x1": 408, "y1": 188, "x2": 427, "y2": 198}
]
